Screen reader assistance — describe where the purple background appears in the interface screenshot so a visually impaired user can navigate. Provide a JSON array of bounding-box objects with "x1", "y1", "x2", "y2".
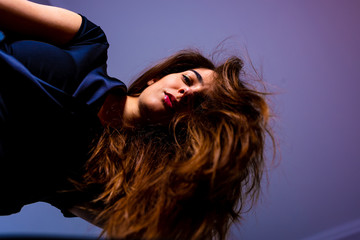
[{"x1": 1, "y1": 1, "x2": 360, "y2": 239}]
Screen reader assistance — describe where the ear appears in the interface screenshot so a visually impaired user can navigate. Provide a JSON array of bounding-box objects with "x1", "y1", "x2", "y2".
[{"x1": 147, "y1": 79, "x2": 156, "y2": 86}]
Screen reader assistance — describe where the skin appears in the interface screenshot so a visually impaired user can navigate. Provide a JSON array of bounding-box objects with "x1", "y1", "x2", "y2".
[
  {"x1": 123, "y1": 68, "x2": 215, "y2": 125},
  {"x1": 98, "y1": 68, "x2": 215, "y2": 127}
]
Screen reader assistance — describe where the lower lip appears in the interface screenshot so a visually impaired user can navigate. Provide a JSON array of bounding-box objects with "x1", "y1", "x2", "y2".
[{"x1": 164, "y1": 94, "x2": 173, "y2": 108}]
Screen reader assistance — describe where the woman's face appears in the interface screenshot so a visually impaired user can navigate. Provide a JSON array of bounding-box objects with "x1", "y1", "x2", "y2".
[{"x1": 138, "y1": 68, "x2": 215, "y2": 124}]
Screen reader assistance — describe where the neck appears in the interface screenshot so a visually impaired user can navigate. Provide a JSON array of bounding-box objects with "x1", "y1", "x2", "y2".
[
  {"x1": 98, "y1": 94, "x2": 140, "y2": 128},
  {"x1": 123, "y1": 96, "x2": 141, "y2": 126}
]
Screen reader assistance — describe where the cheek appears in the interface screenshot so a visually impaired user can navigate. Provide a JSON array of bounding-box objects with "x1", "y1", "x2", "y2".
[
  {"x1": 138, "y1": 88, "x2": 164, "y2": 113},
  {"x1": 138, "y1": 97, "x2": 173, "y2": 124},
  {"x1": 141, "y1": 96, "x2": 160, "y2": 110}
]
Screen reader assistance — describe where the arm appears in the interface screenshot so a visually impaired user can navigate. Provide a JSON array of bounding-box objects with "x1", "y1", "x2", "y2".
[{"x1": 0, "y1": 0, "x2": 82, "y2": 45}]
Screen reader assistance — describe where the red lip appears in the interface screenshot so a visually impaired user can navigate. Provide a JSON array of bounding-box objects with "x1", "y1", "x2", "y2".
[
  {"x1": 164, "y1": 93, "x2": 173, "y2": 108},
  {"x1": 164, "y1": 92, "x2": 176, "y2": 108}
]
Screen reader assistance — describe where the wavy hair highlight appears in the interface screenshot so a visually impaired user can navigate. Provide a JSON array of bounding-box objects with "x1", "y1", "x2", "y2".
[{"x1": 80, "y1": 49, "x2": 275, "y2": 240}]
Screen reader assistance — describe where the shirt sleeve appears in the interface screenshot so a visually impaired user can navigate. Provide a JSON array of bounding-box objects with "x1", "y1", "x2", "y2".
[
  {"x1": 67, "y1": 15, "x2": 108, "y2": 46},
  {"x1": 0, "y1": 15, "x2": 111, "y2": 94}
]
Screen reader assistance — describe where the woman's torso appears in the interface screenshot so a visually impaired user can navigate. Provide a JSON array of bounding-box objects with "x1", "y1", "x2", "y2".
[{"x1": 0, "y1": 16, "x2": 126, "y2": 215}]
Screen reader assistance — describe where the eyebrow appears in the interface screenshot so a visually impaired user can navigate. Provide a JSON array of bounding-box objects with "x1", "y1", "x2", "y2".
[{"x1": 190, "y1": 69, "x2": 203, "y2": 85}]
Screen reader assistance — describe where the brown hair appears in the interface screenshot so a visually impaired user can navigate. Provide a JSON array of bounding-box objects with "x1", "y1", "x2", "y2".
[{"x1": 81, "y1": 49, "x2": 275, "y2": 239}]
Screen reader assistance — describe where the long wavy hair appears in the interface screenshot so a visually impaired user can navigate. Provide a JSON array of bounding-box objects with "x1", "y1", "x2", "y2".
[{"x1": 81, "y1": 49, "x2": 275, "y2": 239}]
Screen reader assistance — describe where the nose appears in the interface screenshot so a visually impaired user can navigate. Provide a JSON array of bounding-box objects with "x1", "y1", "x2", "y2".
[{"x1": 178, "y1": 87, "x2": 193, "y2": 104}]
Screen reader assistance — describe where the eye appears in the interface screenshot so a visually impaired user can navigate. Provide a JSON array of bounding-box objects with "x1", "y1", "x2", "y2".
[{"x1": 182, "y1": 74, "x2": 192, "y2": 86}]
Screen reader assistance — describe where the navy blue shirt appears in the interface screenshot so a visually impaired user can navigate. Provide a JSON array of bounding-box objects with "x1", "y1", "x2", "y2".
[{"x1": 0, "y1": 16, "x2": 126, "y2": 216}]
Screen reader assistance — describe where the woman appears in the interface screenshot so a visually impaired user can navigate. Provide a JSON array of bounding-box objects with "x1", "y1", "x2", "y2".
[{"x1": 0, "y1": 0, "x2": 274, "y2": 239}]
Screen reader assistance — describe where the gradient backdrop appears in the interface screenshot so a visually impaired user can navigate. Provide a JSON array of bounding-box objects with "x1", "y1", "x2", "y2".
[{"x1": 1, "y1": 1, "x2": 360, "y2": 239}]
